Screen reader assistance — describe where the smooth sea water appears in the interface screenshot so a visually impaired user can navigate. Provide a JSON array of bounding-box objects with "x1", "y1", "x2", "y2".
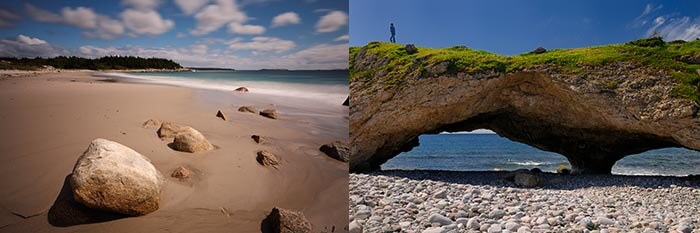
[
  {"x1": 382, "y1": 133, "x2": 700, "y2": 176},
  {"x1": 102, "y1": 70, "x2": 348, "y2": 105}
]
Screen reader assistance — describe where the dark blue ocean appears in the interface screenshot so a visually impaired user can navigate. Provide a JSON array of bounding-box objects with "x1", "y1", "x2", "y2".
[{"x1": 382, "y1": 133, "x2": 700, "y2": 176}]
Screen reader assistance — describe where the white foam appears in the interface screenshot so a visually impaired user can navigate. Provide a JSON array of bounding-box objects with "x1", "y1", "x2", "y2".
[{"x1": 98, "y1": 72, "x2": 348, "y2": 106}]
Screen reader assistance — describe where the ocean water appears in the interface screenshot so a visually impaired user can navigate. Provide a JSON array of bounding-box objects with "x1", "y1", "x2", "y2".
[
  {"x1": 382, "y1": 133, "x2": 700, "y2": 176},
  {"x1": 100, "y1": 70, "x2": 348, "y2": 105}
]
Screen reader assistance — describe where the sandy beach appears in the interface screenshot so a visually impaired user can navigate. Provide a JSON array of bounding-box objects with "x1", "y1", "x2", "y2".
[
  {"x1": 0, "y1": 70, "x2": 349, "y2": 232},
  {"x1": 349, "y1": 171, "x2": 700, "y2": 233}
]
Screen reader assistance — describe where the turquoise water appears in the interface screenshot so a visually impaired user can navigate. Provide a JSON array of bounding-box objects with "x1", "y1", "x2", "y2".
[
  {"x1": 102, "y1": 70, "x2": 348, "y2": 104},
  {"x1": 382, "y1": 133, "x2": 700, "y2": 176}
]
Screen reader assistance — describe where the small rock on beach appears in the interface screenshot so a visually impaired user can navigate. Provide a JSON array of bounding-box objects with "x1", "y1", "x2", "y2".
[
  {"x1": 260, "y1": 109, "x2": 278, "y2": 119},
  {"x1": 238, "y1": 106, "x2": 257, "y2": 113},
  {"x1": 257, "y1": 150, "x2": 280, "y2": 168}
]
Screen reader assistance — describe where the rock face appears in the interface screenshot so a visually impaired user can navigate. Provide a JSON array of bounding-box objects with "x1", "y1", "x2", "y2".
[
  {"x1": 238, "y1": 106, "x2": 257, "y2": 113},
  {"x1": 257, "y1": 150, "x2": 280, "y2": 168},
  {"x1": 319, "y1": 141, "x2": 350, "y2": 162},
  {"x1": 260, "y1": 109, "x2": 278, "y2": 119},
  {"x1": 215, "y1": 110, "x2": 226, "y2": 120},
  {"x1": 157, "y1": 122, "x2": 184, "y2": 139},
  {"x1": 234, "y1": 87, "x2": 249, "y2": 92},
  {"x1": 172, "y1": 127, "x2": 215, "y2": 153},
  {"x1": 70, "y1": 139, "x2": 161, "y2": 216},
  {"x1": 262, "y1": 207, "x2": 312, "y2": 233},
  {"x1": 349, "y1": 44, "x2": 700, "y2": 174}
]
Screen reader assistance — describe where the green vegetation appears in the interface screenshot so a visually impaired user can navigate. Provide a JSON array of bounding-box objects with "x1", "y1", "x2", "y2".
[
  {"x1": 350, "y1": 37, "x2": 700, "y2": 102},
  {"x1": 0, "y1": 56, "x2": 182, "y2": 70}
]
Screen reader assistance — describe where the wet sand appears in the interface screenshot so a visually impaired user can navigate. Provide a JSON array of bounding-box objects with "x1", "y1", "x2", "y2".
[{"x1": 0, "y1": 70, "x2": 349, "y2": 232}]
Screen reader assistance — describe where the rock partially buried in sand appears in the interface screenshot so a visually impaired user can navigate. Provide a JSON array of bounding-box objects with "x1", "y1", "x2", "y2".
[
  {"x1": 171, "y1": 166, "x2": 191, "y2": 180},
  {"x1": 234, "y1": 87, "x2": 249, "y2": 92},
  {"x1": 142, "y1": 119, "x2": 161, "y2": 128},
  {"x1": 172, "y1": 127, "x2": 215, "y2": 153},
  {"x1": 260, "y1": 109, "x2": 278, "y2": 119},
  {"x1": 157, "y1": 122, "x2": 185, "y2": 139},
  {"x1": 319, "y1": 141, "x2": 350, "y2": 162},
  {"x1": 514, "y1": 173, "x2": 543, "y2": 188},
  {"x1": 238, "y1": 106, "x2": 257, "y2": 113},
  {"x1": 70, "y1": 139, "x2": 161, "y2": 216},
  {"x1": 256, "y1": 150, "x2": 280, "y2": 168},
  {"x1": 216, "y1": 110, "x2": 226, "y2": 121},
  {"x1": 251, "y1": 135, "x2": 264, "y2": 144},
  {"x1": 263, "y1": 207, "x2": 312, "y2": 233}
]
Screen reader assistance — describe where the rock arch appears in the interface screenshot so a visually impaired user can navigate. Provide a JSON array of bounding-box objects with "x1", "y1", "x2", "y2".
[{"x1": 349, "y1": 72, "x2": 700, "y2": 174}]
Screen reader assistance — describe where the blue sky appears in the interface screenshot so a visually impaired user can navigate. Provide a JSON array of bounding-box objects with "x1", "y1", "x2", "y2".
[
  {"x1": 350, "y1": 0, "x2": 700, "y2": 55},
  {"x1": 0, "y1": 0, "x2": 348, "y2": 69}
]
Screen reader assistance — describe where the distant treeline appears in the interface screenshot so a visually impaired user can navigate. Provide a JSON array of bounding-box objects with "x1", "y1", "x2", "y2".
[{"x1": 0, "y1": 56, "x2": 183, "y2": 70}]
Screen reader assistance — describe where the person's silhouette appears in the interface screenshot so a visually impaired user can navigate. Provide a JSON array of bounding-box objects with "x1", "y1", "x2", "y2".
[{"x1": 389, "y1": 23, "x2": 396, "y2": 43}]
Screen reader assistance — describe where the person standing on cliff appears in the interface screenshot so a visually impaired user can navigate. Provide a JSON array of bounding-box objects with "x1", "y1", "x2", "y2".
[{"x1": 390, "y1": 23, "x2": 396, "y2": 43}]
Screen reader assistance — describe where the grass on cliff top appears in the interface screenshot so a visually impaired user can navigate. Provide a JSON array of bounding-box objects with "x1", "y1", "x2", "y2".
[{"x1": 350, "y1": 37, "x2": 700, "y2": 102}]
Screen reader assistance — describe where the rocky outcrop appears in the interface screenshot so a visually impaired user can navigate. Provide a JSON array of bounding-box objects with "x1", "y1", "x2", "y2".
[
  {"x1": 320, "y1": 141, "x2": 350, "y2": 162},
  {"x1": 262, "y1": 207, "x2": 312, "y2": 233},
  {"x1": 238, "y1": 106, "x2": 257, "y2": 113},
  {"x1": 172, "y1": 127, "x2": 214, "y2": 153},
  {"x1": 257, "y1": 150, "x2": 280, "y2": 168},
  {"x1": 349, "y1": 42, "x2": 700, "y2": 174},
  {"x1": 70, "y1": 139, "x2": 161, "y2": 216},
  {"x1": 260, "y1": 109, "x2": 278, "y2": 119}
]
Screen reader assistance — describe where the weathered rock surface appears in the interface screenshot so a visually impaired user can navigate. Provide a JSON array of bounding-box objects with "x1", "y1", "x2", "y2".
[
  {"x1": 171, "y1": 166, "x2": 191, "y2": 180},
  {"x1": 260, "y1": 109, "x2": 278, "y2": 119},
  {"x1": 319, "y1": 141, "x2": 350, "y2": 162},
  {"x1": 142, "y1": 119, "x2": 161, "y2": 128},
  {"x1": 234, "y1": 87, "x2": 249, "y2": 92},
  {"x1": 349, "y1": 45, "x2": 700, "y2": 174},
  {"x1": 257, "y1": 150, "x2": 280, "y2": 168},
  {"x1": 171, "y1": 127, "x2": 214, "y2": 153},
  {"x1": 215, "y1": 110, "x2": 226, "y2": 120},
  {"x1": 262, "y1": 207, "x2": 312, "y2": 233},
  {"x1": 238, "y1": 106, "x2": 257, "y2": 113},
  {"x1": 70, "y1": 139, "x2": 161, "y2": 216},
  {"x1": 157, "y1": 122, "x2": 184, "y2": 139}
]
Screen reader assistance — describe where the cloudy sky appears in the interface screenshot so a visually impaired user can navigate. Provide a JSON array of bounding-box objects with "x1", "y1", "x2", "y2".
[
  {"x1": 0, "y1": 0, "x2": 348, "y2": 69},
  {"x1": 351, "y1": 0, "x2": 700, "y2": 55}
]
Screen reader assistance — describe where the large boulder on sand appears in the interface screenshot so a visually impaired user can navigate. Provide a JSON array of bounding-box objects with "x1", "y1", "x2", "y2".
[
  {"x1": 157, "y1": 122, "x2": 185, "y2": 139},
  {"x1": 262, "y1": 207, "x2": 312, "y2": 233},
  {"x1": 172, "y1": 127, "x2": 214, "y2": 153},
  {"x1": 319, "y1": 141, "x2": 350, "y2": 162},
  {"x1": 70, "y1": 139, "x2": 161, "y2": 216}
]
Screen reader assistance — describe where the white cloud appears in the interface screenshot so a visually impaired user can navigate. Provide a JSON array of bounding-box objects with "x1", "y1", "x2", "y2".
[
  {"x1": 647, "y1": 16, "x2": 700, "y2": 41},
  {"x1": 84, "y1": 16, "x2": 126, "y2": 40},
  {"x1": 334, "y1": 34, "x2": 349, "y2": 41},
  {"x1": 174, "y1": 0, "x2": 209, "y2": 15},
  {"x1": 226, "y1": 37, "x2": 295, "y2": 53},
  {"x1": 281, "y1": 43, "x2": 348, "y2": 69},
  {"x1": 122, "y1": 0, "x2": 161, "y2": 10},
  {"x1": 25, "y1": 4, "x2": 62, "y2": 23},
  {"x1": 190, "y1": 44, "x2": 208, "y2": 55},
  {"x1": 228, "y1": 23, "x2": 265, "y2": 35},
  {"x1": 315, "y1": 11, "x2": 347, "y2": 33},
  {"x1": 61, "y1": 7, "x2": 98, "y2": 29},
  {"x1": 0, "y1": 7, "x2": 20, "y2": 27},
  {"x1": 121, "y1": 9, "x2": 174, "y2": 35},
  {"x1": 191, "y1": 0, "x2": 247, "y2": 36},
  {"x1": 17, "y1": 35, "x2": 47, "y2": 45},
  {"x1": 0, "y1": 35, "x2": 68, "y2": 57},
  {"x1": 271, "y1": 12, "x2": 301, "y2": 28}
]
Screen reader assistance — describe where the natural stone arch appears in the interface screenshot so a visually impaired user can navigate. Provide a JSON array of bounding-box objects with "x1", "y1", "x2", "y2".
[{"x1": 349, "y1": 72, "x2": 700, "y2": 174}]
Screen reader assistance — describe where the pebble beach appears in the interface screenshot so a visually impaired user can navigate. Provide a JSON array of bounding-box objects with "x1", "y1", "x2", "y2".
[{"x1": 349, "y1": 171, "x2": 700, "y2": 233}]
